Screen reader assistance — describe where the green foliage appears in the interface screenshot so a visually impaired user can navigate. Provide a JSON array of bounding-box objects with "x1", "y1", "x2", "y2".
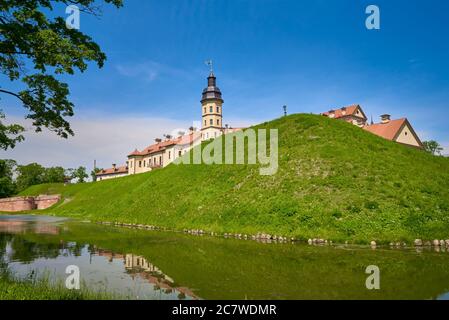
[
  {"x1": 91, "y1": 167, "x2": 103, "y2": 182},
  {"x1": 423, "y1": 140, "x2": 444, "y2": 155},
  {"x1": 70, "y1": 166, "x2": 88, "y2": 183},
  {"x1": 15, "y1": 163, "x2": 45, "y2": 192},
  {"x1": 0, "y1": 0, "x2": 123, "y2": 149},
  {"x1": 0, "y1": 159, "x2": 16, "y2": 197},
  {"x1": 42, "y1": 166, "x2": 66, "y2": 184},
  {"x1": 0, "y1": 111, "x2": 24, "y2": 150},
  {"x1": 15, "y1": 163, "x2": 69, "y2": 192},
  {"x1": 18, "y1": 114, "x2": 449, "y2": 242}
]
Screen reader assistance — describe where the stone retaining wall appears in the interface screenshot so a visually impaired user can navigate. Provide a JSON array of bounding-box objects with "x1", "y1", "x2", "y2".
[{"x1": 0, "y1": 195, "x2": 61, "y2": 212}]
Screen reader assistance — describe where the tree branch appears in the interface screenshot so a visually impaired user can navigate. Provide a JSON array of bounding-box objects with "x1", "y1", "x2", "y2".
[{"x1": 0, "y1": 88, "x2": 25, "y2": 103}]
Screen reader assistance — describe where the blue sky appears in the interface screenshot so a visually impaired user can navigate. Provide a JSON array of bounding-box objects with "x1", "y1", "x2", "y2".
[{"x1": 1, "y1": 0, "x2": 449, "y2": 168}]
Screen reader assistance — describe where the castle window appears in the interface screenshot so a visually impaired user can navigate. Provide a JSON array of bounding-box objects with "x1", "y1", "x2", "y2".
[
  {"x1": 217, "y1": 119, "x2": 220, "y2": 126},
  {"x1": 179, "y1": 150, "x2": 182, "y2": 157},
  {"x1": 204, "y1": 120, "x2": 206, "y2": 126},
  {"x1": 210, "y1": 119, "x2": 213, "y2": 125},
  {"x1": 217, "y1": 106, "x2": 219, "y2": 113},
  {"x1": 139, "y1": 161, "x2": 142, "y2": 167},
  {"x1": 168, "y1": 151, "x2": 171, "y2": 159},
  {"x1": 143, "y1": 160, "x2": 146, "y2": 167},
  {"x1": 210, "y1": 106, "x2": 213, "y2": 113},
  {"x1": 204, "y1": 107, "x2": 206, "y2": 113}
]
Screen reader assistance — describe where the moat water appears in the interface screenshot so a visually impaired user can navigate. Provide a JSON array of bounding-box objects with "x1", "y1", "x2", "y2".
[{"x1": 1, "y1": 215, "x2": 449, "y2": 300}]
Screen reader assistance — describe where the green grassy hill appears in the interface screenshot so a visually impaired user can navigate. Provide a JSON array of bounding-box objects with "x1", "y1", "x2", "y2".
[{"x1": 19, "y1": 114, "x2": 449, "y2": 243}]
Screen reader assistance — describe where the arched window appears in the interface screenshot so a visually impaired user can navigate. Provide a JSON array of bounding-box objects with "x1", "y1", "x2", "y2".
[
  {"x1": 204, "y1": 107, "x2": 206, "y2": 113},
  {"x1": 217, "y1": 119, "x2": 220, "y2": 126},
  {"x1": 210, "y1": 119, "x2": 213, "y2": 125},
  {"x1": 204, "y1": 120, "x2": 207, "y2": 126},
  {"x1": 210, "y1": 106, "x2": 213, "y2": 113},
  {"x1": 216, "y1": 106, "x2": 220, "y2": 113}
]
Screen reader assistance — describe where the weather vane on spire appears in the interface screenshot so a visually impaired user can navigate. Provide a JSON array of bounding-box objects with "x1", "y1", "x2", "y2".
[{"x1": 205, "y1": 59, "x2": 213, "y2": 73}]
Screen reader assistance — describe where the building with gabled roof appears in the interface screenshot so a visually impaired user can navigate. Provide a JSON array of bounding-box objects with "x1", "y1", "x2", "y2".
[
  {"x1": 96, "y1": 165, "x2": 129, "y2": 181},
  {"x1": 322, "y1": 104, "x2": 368, "y2": 127},
  {"x1": 323, "y1": 105, "x2": 423, "y2": 149},
  {"x1": 363, "y1": 115, "x2": 423, "y2": 148},
  {"x1": 126, "y1": 131, "x2": 202, "y2": 175}
]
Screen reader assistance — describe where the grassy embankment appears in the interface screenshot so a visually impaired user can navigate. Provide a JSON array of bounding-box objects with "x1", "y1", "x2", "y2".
[{"x1": 17, "y1": 114, "x2": 449, "y2": 243}]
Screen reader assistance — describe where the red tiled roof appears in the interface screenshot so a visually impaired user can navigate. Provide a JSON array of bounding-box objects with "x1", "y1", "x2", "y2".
[
  {"x1": 224, "y1": 127, "x2": 245, "y2": 133},
  {"x1": 363, "y1": 118, "x2": 407, "y2": 141},
  {"x1": 97, "y1": 165, "x2": 128, "y2": 176},
  {"x1": 177, "y1": 132, "x2": 201, "y2": 145},
  {"x1": 128, "y1": 132, "x2": 202, "y2": 157},
  {"x1": 322, "y1": 104, "x2": 365, "y2": 119}
]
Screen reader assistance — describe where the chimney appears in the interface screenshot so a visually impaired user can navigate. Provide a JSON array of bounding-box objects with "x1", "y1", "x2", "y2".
[
  {"x1": 112, "y1": 164, "x2": 117, "y2": 171},
  {"x1": 155, "y1": 138, "x2": 162, "y2": 143},
  {"x1": 380, "y1": 114, "x2": 391, "y2": 124}
]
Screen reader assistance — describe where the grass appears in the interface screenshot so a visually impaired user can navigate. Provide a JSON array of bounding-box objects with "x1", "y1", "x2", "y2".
[
  {"x1": 16, "y1": 113, "x2": 449, "y2": 243},
  {"x1": 0, "y1": 272, "x2": 116, "y2": 300}
]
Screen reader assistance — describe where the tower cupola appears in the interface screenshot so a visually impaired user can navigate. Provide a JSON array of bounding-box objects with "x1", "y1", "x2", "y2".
[{"x1": 201, "y1": 72, "x2": 224, "y2": 104}]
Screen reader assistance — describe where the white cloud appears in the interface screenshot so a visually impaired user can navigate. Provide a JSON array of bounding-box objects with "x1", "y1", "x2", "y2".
[
  {"x1": 0, "y1": 114, "x2": 193, "y2": 170},
  {"x1": 0, "y1": 114, "x2": 260, "y2": 170},
  {"x1": 115, "y1": 61, "x2": 192, "y2": 82}
]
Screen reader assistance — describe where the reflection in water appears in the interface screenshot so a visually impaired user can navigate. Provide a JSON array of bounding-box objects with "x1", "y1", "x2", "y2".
[
  {"x1": 1, "y1": 215, "x2": 449, "y2": 300},
  {"x1": 0, "y1": 216, "x2": 197, "y2": 300}
]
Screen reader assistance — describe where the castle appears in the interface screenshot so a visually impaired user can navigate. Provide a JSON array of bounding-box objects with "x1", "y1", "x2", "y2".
[
  {"x1": 96, "y1": 73, "x2": 423, "y2": 181},
  {"x1": 96, "y1": 71, "x2": 243, "y2": 181}
]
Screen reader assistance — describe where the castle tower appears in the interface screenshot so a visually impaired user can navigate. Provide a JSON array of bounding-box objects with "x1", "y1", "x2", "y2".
[{"x1": 201, "y1": 71, "x2": 223, "y2": 140}]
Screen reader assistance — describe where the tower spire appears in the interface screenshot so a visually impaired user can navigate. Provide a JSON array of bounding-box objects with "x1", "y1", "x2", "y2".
[{"x1": 205, "y1": 59, "x2": 213, "y2": 73}]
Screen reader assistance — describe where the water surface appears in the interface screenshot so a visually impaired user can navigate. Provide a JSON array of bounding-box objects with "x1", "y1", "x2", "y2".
[{"x1": 1, "y1": 215, "x2": 449, "y2": 300}]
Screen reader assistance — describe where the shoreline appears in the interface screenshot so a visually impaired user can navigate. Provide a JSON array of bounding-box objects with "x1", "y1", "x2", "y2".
[{"x1": 2, "y1": 211, "x2": 449, "y2": 249}]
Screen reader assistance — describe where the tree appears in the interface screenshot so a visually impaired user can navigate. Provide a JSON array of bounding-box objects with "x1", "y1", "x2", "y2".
[
  {"x1": 42, "y1": 166, "x2": 66, "y2": 183},
  {"x1": 71, "y1": 166, "x2": 88, "y2": 183},
  {"x1": 423, "y1": 140, "x2": 443, "y2": 156},
  {"x1": 15, "y1": 163, "x2": 45, "y2": 191},
  {"x1": 91, "y1": 167, "x2": 102, "y2": 182},
  {"x1": 0, "y1": 159, "x2": 16, "y2": 198},
  {"x1": 0, "y1": 0, "x2": 123, "y2": 150}
]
